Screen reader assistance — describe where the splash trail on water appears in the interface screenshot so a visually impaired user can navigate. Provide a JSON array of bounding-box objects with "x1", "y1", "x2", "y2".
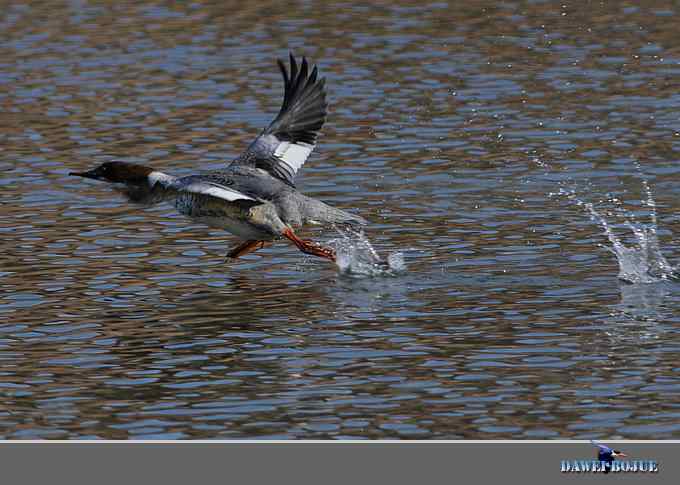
[
  {"x1": 329, "y1": 226, "x2": 406, "y2": 277},
  {"x1": 553, "y1": 172, "x2": 678, "y2": 284}
]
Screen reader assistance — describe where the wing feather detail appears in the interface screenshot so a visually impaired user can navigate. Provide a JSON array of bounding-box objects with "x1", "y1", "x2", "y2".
[{"x1": 231, "y1": 54, "x2": 327, "y2": 186}]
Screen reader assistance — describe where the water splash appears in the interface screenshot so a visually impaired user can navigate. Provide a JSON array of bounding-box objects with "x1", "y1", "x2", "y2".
[
  {"x1": 555, "y1": 180, "x2": 678, "y2": 284},
  {"x1": 329, "y1": 226, "x2": 405, "y2": 277}
]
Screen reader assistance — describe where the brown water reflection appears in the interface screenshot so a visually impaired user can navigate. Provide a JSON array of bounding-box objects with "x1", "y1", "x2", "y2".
[{"x1": 1, "y1": 1, "x2": 679, "y2": 439}]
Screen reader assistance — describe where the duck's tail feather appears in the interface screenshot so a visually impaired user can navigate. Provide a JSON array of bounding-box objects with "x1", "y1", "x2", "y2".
[{"x1": 300, "y1": 196, "x2": 367, "y2": 226}]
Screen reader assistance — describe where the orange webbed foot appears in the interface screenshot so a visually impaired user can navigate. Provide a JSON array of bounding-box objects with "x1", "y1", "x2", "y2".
[
  {"x1": 282, "y1": 228, "x2": 336, "y2": 262},
  {"x1": 226, "y1": 240, "x2": 270, "y2": 260}
]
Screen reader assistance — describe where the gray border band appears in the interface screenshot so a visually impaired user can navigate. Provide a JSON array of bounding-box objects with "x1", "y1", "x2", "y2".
[{"x1": 0, "y1": 441, "x2": 677, "y2": 484}]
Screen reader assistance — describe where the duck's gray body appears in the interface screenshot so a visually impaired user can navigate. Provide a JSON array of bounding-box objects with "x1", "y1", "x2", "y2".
[
  {"x1": 71, "y1": 54, "x2": 365, "y2": 262},
  {"x1": 146, "y1": 164, "x2": 365, "y2": 241}
]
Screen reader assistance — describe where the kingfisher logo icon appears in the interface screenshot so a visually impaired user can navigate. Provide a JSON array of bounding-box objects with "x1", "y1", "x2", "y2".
[
  {"x1": 591, "y1": 441, "x2": 627, "y2": 473},
  {"x1": 560, "y1": 441, "x2": 659, "y2": 474}
]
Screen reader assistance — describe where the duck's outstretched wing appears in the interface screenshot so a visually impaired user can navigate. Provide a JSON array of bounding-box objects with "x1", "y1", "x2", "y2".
[
  {"x1": 231, "y1": 53, "x2": 327, "y2": 186},
  {"x1": 125, "y1": 176, "x2": 258, "y2": 207},
  {"x1": 70, "y1": 163, "x2": 259, "y2": 207}
]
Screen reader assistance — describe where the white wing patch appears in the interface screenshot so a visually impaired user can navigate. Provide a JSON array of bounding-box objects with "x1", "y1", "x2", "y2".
[
  {"x1": 180, "y1": 182, "x2": 255, "y2": 202},
  {"x1": 273, "y1": 140, "x2": 314, "y2": 175}
]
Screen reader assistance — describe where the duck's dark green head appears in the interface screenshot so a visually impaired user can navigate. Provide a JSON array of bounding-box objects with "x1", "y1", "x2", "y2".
[{"x1": 70, "y1": 161, "x2": 153, "y2": 185}]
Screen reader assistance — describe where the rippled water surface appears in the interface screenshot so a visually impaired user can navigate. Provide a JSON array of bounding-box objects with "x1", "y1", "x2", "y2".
[{"x1": 1, "y1": 1, "x2": 680, "y2": 439}]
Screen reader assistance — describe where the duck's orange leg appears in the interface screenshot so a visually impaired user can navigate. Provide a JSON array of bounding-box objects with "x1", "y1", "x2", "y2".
[
  {"x1": 282, "y1": 228, "x2": 336, "y2": 262},
  {"x1": 226, "y1": 240, "x2": 271, "y2": 259}
]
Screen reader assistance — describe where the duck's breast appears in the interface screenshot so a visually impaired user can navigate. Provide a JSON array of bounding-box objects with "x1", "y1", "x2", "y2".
[{"x1": 174, "y1": 194, "x2": 274, "y2": 240}]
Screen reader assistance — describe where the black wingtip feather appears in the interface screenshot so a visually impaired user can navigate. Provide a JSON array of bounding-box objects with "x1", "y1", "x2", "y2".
[
  {"x1": 267, "y1": 53, "x2": 327, "y2": 145},
  {"x1": 277, "y1": 58, "x2": 288, "y2": 86},
  {"x1": 232, "y1": 54, "x2": 328, "y2": 186},
  {"x1": 305, "y1": 65, "x2": 319, "y2": 91}
]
